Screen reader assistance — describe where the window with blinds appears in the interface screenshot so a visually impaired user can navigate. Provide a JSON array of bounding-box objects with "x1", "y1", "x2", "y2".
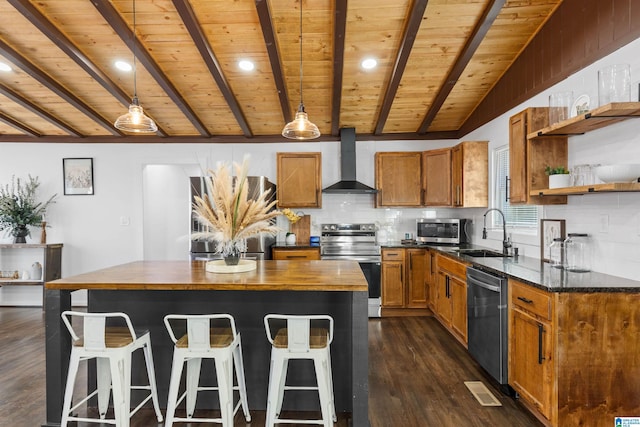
[{"x1": 494, "y1": 146, "x2": 539, "y2": 228}]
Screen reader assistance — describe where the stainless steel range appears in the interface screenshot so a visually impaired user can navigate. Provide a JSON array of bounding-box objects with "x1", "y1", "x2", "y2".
[{"x1": 320, "y1": 223, "x2": 381, "y2": 317}]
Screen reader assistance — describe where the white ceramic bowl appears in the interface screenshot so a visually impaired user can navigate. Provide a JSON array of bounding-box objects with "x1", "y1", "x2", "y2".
[{"x1": 595, "y1": 164, "x2": 640, "y2": 183}]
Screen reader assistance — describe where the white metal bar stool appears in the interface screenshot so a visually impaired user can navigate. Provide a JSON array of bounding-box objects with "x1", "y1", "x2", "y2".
[
  {"x1": 60, "y1": 311, "x2": 163, "y2": 427},
  {"x1": 163, "y1": 314, "x2": 251, "y2": 426},
  {"x1": 264, "y1": 314, "x2": 337, "y2": 427}
]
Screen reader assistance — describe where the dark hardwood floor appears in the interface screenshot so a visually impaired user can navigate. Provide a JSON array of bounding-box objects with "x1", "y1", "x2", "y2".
[{"x1": 0, "y1": 307, "x2": 542, "y2": 426}]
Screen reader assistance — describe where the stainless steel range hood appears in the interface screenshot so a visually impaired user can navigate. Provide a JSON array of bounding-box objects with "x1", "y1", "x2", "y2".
[{"x1": 322, "y1": 127, "x2": 378, "y2": 194}]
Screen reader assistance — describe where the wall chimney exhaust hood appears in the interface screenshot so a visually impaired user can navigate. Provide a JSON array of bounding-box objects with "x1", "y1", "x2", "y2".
[{"x1": 322, "y1": 128, "x2": 378, "y2": 194}]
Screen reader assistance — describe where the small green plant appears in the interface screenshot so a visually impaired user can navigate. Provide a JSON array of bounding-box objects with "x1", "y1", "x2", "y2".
[
  {"x1": 0, "y1": 175, "x2": 56, "y2": 240},
  {"x1": 545, "y1": 166, "x2": 570, "y2": 175}
]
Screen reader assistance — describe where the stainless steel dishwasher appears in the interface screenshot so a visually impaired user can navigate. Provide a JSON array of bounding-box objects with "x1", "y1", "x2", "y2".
[{"x1": 466, "y1": 266, "x2": 508, "y2": 385}]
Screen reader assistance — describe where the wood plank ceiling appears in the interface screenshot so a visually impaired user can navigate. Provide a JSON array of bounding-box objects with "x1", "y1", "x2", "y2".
[{"x1": 0, "y1": 0, "x2": 562, "y2": 143}]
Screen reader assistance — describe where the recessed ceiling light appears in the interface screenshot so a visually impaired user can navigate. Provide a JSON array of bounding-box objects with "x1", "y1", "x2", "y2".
[
  {"x1": 115, "y1": 60, "x2": 132, "y2": 72},
  {"x1": 0, "y1": 62, "x2": 12, "y2": 72},
  {"x1": 238, "y1": 60, "x2": 255, "y2": 71},
  {"x1": 361, "y1": 58, "x2": 377, "y2": 70}
]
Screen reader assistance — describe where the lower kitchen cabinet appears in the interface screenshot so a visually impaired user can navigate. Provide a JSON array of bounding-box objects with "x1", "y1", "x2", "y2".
[
  {"x1": 381, "y1": 248, "x2": 430, "y2": 315},
  {"x1": 406, "y1": 248, "x2": 429, "y2": 308},
  {"x1": 433, "y1": 254, "x2": 468, "y2": 345},
  {"x1": 272, "y1": 247, "x2": 320, "y2": 260},
  {"x1": 508, "y1": 278, "x2": 640, "y2": 427},
  {"x1": 381, "y1": 249, "x2": 405, "y2": 308},
  {"x1": 509, "y1": 280, "x2": 554, "y2": 421}
]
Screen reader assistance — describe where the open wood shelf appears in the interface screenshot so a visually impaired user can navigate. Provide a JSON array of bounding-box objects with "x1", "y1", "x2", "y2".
[
  {"x1": 528, "y1": 102, "x2": 640, "y2": 139},
  {"x1": 531, "y1": 182, "x2": 640, "y2": 196},
  {"x1": 0, "y1": 279, "x2": 43, "y2": 286}
]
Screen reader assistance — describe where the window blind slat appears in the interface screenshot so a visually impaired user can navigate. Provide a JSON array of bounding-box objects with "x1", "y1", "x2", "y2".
[{"x1": 494, "y1": 147, "x2": 538, "y2": 228}]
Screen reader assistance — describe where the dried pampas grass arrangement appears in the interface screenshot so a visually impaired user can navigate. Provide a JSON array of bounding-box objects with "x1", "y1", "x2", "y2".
[{"x1": 191, "y1": 156, "x2": 280, "y2": 257}]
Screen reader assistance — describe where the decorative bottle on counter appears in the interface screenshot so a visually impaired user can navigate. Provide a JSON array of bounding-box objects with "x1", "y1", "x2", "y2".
[
  {"x1": 285, "y1": 233, "x2": 297, "y2": 245},
  {"x1": 31, "y1": 262, "x2": 43, "y2": 281},
  {"x1": 549, "y1": 238, "x2": 565, "y2": 269}
]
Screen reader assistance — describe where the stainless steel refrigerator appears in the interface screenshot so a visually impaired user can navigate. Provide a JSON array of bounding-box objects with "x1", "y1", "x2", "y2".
[{"x1": 189, "y1": 176, "x2": 276, "y2": 260}]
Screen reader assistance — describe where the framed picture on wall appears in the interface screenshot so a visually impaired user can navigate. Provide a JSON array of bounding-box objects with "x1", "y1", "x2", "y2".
[
  {"x1": 63, "y1": 158, "x2": 94, "y2": 195},
  {"x1": 540, "y1": 219, "x2": 566, "y2": 262}
]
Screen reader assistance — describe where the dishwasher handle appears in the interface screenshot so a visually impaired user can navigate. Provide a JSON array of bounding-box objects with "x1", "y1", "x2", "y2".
[{"x1": 466, "y1": 275, "x2": 501, "y2": 293}]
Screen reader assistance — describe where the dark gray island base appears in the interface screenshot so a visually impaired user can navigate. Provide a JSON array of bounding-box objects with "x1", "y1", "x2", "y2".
[{"x1": 43, "y1": 260, "x2": 369, "y2": 427}]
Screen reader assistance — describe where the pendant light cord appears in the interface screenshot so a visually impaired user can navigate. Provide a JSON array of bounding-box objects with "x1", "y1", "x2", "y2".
[
  {"x1": 298, "y1": 0, "x2": 303, "y2": 106},
  {"x1": 132, "y1": 0, "x2": 138, "y2": 99}
]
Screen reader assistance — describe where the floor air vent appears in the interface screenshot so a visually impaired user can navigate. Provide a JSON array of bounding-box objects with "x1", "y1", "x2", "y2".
[{"x1": 464, "y1": 381, "x2": 502, "y2": 407}]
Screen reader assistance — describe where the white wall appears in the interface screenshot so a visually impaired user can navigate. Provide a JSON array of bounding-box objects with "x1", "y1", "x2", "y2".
[
  {"x1": 2, "y1": 37, "x2": 640, "y2": 306},
  {"x1": 464, "y1": 37, "x2": 640, "y2": 279}
]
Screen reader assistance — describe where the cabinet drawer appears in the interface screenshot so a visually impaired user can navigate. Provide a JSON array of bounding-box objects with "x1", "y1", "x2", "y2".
[
  {"x1": 511, "y1": 280, "x2": 552, "y2": 321},
  {"x1": 436, "y1": 255, "x2": 467, "y2": 279},
  {"x1": 272, "y1": 248, "x2": 320, "y2": 260},
  {"x1": 382, "y1": 249, "x2": 405, "y2": 261}
]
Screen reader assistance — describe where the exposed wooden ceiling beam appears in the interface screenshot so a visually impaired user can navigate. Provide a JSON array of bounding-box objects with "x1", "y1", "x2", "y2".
[
  {"x1": 330, "y1": 0, "x2": 348, "y2": 136},
  {"x1": 374, "y1": 0, "x2": 429, "y2": 135},
  {"x1": 0, "y1": 130, "x2": 458, "y2": 144},
  {"x1": 0, "y1": 39, "x2": 122, "y2": 136},
  {"x1": 418, "y1": 0, "x2": 506, "y2": 133},
  {"x1": 0, "y1": 112, "x2": 41, "y2": 137},
  {"x1": 255, "y1": 0, "x2": 290, "y2": 124},
  {"x1": 0, "y1": 83, "x2": 83, "y2": 137},
  {"x1": 7, "y1": 0, "x2": 168, "y2": 137},
  {"x1": 173, "y1": 0, "x2": 252, "y2": 137},
  {"x1": 91, "y1": 0, "x2": 211, "y2": 136}
]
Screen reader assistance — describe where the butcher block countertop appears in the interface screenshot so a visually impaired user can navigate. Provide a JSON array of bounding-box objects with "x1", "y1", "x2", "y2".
[{"x1": 46, "y1": 260, "x2": 367, "y2": 292}]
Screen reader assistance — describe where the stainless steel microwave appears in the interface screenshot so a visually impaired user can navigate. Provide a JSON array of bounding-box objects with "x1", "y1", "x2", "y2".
[{"x1": 416, "y1": 218, "x2": 469, "y2": 244}]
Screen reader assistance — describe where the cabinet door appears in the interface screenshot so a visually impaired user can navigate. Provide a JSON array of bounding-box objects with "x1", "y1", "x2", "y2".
[
  {"x1": 449, "y1": 274, "x2": 467, "y2": 343},
  {"x1": 381, "y1": 261, "x2": 404, "y2": 307},
  {"x1": 427, "y1": 250, "x2": 437, "y2": 310},
  {"x1": 510, "y1": 309, "x2": 554, "y2": 420},
  {"x1": 423, "y1": 148, "x2": 452, "y2": 206},
  {"x1": 451, "y1": 145, "x2": 463, "y2": 207},
  {"x1": 375, "y1": 152, "x2": 422, "y2": 207},
  {"x1": 277, "y1": 153, "x2": 322, "y2": 208},
  {"x1": 406, "y1": 249, "x2": 428, "y2": 308},
  {"x1": 454, "y1": 141, "x2": 488, "y2": 208},
  {"x1": 435, "y1": 272, "x2": 452, "y2": 324},
  {"x1": 509, "y1": 111, "x2": 528, "y2": 204}
]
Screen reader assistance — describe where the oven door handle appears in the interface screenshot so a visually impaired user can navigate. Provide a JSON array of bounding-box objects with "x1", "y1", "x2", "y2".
[{"x1": 467, "y1": 276, "x2": 501, "y2": 293}]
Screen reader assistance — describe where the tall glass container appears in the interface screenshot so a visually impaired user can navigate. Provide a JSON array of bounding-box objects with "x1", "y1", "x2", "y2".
[
  {"x1": 549, "y1": 238, "x2": 565, "y2": 269},
  {"x1": 564, "y1": 233, "x2": 591, "y2": 272}
]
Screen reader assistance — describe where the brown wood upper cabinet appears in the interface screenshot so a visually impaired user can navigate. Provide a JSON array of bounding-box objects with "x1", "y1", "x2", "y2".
[
  {"x1": 422, "y1": 148, "x2": 452, "y2": 206},
  {"x1": 508, "y1": 108, "x2": 567, "y2": 205},
  {"x1": 423, "y1": 141, "x2": 488, "y2": 207},
  {"x1": 276, "y1": 152, "x2": 322, "y2": 208},
  {"x1": 376, "y1": 141, "x2": 487, "y2": 208},
  {"x1": 451, "y1": 141, "x2": 488, "y2": 207},
  {"x1": 375, "y1": 152, "x2": 423, "y2": 207}
]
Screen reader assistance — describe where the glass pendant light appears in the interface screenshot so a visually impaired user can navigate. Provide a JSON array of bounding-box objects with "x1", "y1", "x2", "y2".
[
  {"x1": 114, "y1": 0, "x2": 157, "y2": 133},
  {"x1": 282, "y1": 0, "x2": 320, "y2": 140}
]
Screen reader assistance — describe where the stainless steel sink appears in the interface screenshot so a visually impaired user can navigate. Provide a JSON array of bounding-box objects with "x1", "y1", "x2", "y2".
[{"x1": 455, "y1": 249, "x2": 510, "y2": 258}]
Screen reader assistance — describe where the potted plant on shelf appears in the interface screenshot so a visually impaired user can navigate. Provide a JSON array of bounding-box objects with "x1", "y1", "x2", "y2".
[
  {"x1": 0, "y1": 175, "x2": 56, "y2": 244},
  {"x1": 545, "y1": 166, "x2": 571, "y2": 189},
  {"x1": 191, "y1": 156, "x2": 280, "y2": 266}
]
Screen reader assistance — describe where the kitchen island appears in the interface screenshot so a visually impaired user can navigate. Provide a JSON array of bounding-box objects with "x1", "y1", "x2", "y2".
[{"x1": 43, "y1": 260, "x2": 369, "y2": 427}]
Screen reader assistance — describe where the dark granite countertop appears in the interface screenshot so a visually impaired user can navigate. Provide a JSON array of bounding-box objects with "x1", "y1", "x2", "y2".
[{"x1": 381, "y1": 241, "x2": 640, "y2": 293}]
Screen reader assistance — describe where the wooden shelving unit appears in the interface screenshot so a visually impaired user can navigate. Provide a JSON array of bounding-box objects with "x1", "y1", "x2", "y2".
[
  {"x1": 531, "y1": 182, "x2": 640, "y2": 197},
  {"x1": 524, "y1": 102, "x2": 640, "y2": 198},
  {"x1": 0, "y1": 243, "x2": 63, "y2": 286},
  {"x1": 528, "y1": 102, "x2": 640, "y2": 139}
]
